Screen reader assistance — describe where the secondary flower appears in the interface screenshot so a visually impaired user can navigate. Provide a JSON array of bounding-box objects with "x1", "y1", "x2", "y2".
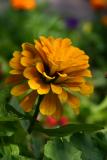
[
  {"x1": 11, "y1": 0, "x2": 36, "y2": 10},
  {"x1": 65, "y1": 18, "x2": 79, "y2": 29},
  {"x1": 7, "y1": 36, "x2": 93, "y2": 118},
  {"x1": 44, "y1": 116, "x2": 69, "y2": 127},
  {"x1": 90, "y1": 0, "x2": 107, "y2": 10}
]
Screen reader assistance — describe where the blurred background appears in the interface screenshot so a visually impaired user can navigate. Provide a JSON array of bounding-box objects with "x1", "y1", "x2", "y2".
[{"x1": 0, "y1": 0, "x2": 107, "y2": 127}]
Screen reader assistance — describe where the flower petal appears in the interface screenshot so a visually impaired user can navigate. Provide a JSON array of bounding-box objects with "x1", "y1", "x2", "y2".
[
  {"x1": 40, "y1": 93, "x2": 57, "y2": 115},
  {"x1": 36, "y1": 62, "x2": 45, "y2": 74},
  {"x1": 37, "y1": 84, "x2": 50, "y2": 95},
  {"x1": 68, "y1": 94, "x2": 80, "y2": 115},
  {"x1": 51, "y1": 84, "x2": 62, "y2": 94},
  {"x1": 28, "y1": 78, "x2": 40, "y2": 90},
  {"x1": 13, "y1": 51, "x2": 21, "y2": 58},
  {"x1": 52, "y1": 100, "x2": 63, "y2": 120},
  {"x1": 22, "y1": 43, "x2": 36, "y2": 55},
  {"x1": 43, "y1": 72, "x2": 55, "y2": 80},
  {"x1": 21, "y1": 50, "x2": 33, "y2": 58},
  {"x1": 58, "y1": 89, "x2": 68, "y2": 103},
  {"x1": 20, "y1": 91, "x2": 37, "y2": 112},
  {"x1": 21, "y1": 57, "x2": 33, "y2": 67},
  {"x1": 58, "y1": 72, "x2": 67, "y2": 77},
  {"x1": 9, "y1": 58, "x2": 22, "y2": 70},
  {"x1": 80, "y1": 82, "x2": 94, "y2": 95},
  {"x1": 23, "y1": 67, "x2": 37, "y2": 79},
  {"x1": 5, "y1": 76, "x2": 23, "y2": 84},
  {"x1": 11, "y1": 84, "x2": 29, "y2": 96},
  {"x1": 10, "y1": 70, "x2": 22, "y2": 75}
]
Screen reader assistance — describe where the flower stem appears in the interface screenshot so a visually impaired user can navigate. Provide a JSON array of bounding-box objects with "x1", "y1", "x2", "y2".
[{"x1": 28, "y1": 95, "x2": 44, "y2": 134}]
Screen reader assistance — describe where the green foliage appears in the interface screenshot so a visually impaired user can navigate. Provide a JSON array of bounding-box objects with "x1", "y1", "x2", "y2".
[
  {"x1": 44, "y1": 132, "x2": 107, "y2": 160},
  {"x1": 71, "y1": 133, "x2": 104, "y2": 160},
  {"x1": 0, "y1": 7, "x2": 66, "y2": 59},
  {"x1": 33, "y1": 123, "x2": 103, "y2": 137},
  {"x1": 44, "y1": 138, "x2": 82, "y2": 160},
  {"x1": 0, "y1": 143, "x2": 33, "y2": 160}
]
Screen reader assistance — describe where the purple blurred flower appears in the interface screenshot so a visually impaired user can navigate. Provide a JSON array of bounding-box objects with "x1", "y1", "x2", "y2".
[{"x1": 65, "y1": 17, "x2": 79, "y2": 29}]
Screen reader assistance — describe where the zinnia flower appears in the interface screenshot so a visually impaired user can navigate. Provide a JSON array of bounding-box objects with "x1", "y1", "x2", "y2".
[
  {"x1": 90, "y1": 0, "x2": 107, "y2": 10},
  {"x1": 11, "y1": 0, "x2": 36, "y2": 10},
  {"x1": 7, "y1": 36, "x2": 93, "y2": 118}
]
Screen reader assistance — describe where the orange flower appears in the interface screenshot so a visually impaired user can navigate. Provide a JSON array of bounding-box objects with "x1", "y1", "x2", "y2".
[
  {"x1": 101, "y1": 15, "x2": 107, "y2": 26},
  {"x1": 7, "y1": 36, "x2": 93, "y2": 118},
  {"x1": 90, "y1": 0, "x2": 107, "y2": 9},
  {"x1": 11, "y1": 0, "x2": 36, "y2": 10}
]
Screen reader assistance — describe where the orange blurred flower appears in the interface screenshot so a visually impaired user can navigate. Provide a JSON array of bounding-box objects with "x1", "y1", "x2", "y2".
[
  {"x1": 11, "y1": 0, "x2": 36, "y2": 10},
  {"x1": 101, "y1": 15, "x2": 107, "y2": 26},
  {"x1": 7, "y1": 36, "x2": 93, "y2": 118},
  {"x1": 90, "y1": 0, "x2": 107, "y2": 9}
]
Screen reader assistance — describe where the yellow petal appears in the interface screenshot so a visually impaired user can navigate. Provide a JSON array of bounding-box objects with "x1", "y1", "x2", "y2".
[
  {"x1": 21, "y1": 50, "x2": 33, "y2": 58},
  {"x1": 5, "y1": 76, "x2": 22, "y2": 84},
  {"x1": 58, "y1": 89, "x2": 68, "y2": 103},
  {"x1": 10, "y1": 70, "x2": 22, "y2": 75},
  {"x1": 52, "y1": 100, "x2": 63, "y2": 120},
  {"x1": 68, "y1": 94, "x2": 80, "y2": 115},
  {"x1": 80, "y1": 82, "x2": 94, "y2": 95},
  {"x1": 81, "y1": 70, "x2": 92, "y2": 77},
  {"x1": 13, "y1": 51, "x2": 21, "y2": 58},
  {"x1": 22, "y1": 43, "x2": 36, "y2": 55},
  {"x1": 58, "y1": 72, "x2": 67, "y2": 78},
  {"x1": 62, "y1": 38, "x2": 72, "y2": 47},
  {"x1": 21, "y1": 57, "x2": 33, "y2": 67},
  {"x1": 20, "y1": 91, "x2": 37, "y2": 112},
  {"x1": 28, "y1": 78, "x2": 40, "y2": 90},
  {"x1": 37, "y1": 84, "x2": 50, "y2": 95},
  {"x1": 70, "y1": 87, "x2": 80, "y2": 92},
  {"x1": 35, "y1": 40, "x2": 48, "y2": 64},
  {"x1": 43, "y1": 72, "x2": 55, "y2": 80},
  {"x1": 40, "y1": 93, "x2": 57, "y2": 115},
  {"x1": 23, "y1": 67, "x2": 37, "y2": 79},
  {"x1": 9, "y1": 58, "x2": 22, "y2": 70},
  {"x1": 67, "y1": 77, "x2": 85, "y2": 83},
  {"x1": 51, "y1": 84, "x2": 62, "y2": 94},
  {"x1": 36, "y1": 62, "x2": 45, "y2": 74},
  {"x1": 11, "y1": 84, "x2": 29, "y2": 96},
  {"x1": 68, "y1": 69, "x2": 92, "y2": 77}
]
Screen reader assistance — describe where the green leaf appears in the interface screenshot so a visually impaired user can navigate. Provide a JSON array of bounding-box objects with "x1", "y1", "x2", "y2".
[
  {"x1": 0, "y1": 123, "x2": 16, "y2": 137},
  {"x1": 0, "y1": 115, "x2": 18, "y2": 122},
  {"x1": 71, "y1": 133, "x2": 104, "y2": 160},
  {"x1": 0, "y1": 85, "x2": 10, "y2": 104},
  {"x1": 6, "y1": 104, "x2": 32, "y2": 120},
  {"x1": 31, "y1": 134, "x2": 46, "y2": 159},
  {"x1": 33, "y1": 123, "x2": 103, "y2": 137},
  {"x1": 44, "y1": 138, "x2": 82, "y2": 160},
  {"x1": 3, "y1": 144, "x2": 19, "y2": 156},
  {"x1": 0, "y1": 143, "x2": 34, "y2": 160}
]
